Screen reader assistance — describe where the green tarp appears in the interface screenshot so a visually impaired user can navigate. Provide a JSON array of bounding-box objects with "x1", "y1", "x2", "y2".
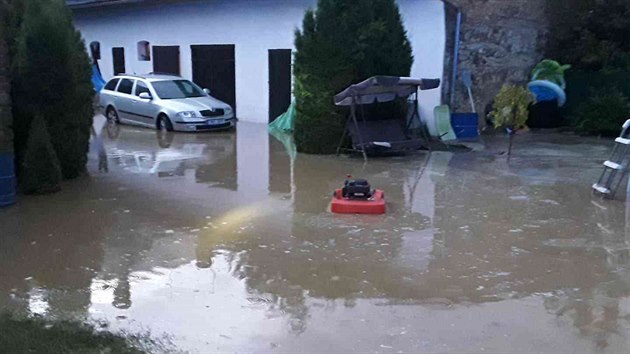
[
  {"x1": 268, "y1": 102, "x2": 297, "y2": 159},
  {"x1": 268, "y1": 101, "x2": 296, "y2": 133}
]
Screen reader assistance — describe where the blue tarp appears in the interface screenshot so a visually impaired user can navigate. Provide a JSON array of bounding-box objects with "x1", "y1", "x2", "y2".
[{"x1": 91, "y1": 64, "x2": 106, "y2": 92}]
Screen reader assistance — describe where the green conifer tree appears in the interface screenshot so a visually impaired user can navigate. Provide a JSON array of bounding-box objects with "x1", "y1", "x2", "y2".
[
  {"x1": 293, "y1": 0, "x2": 413, "y2": 154},
  {"x1": 11, "y1": 0, "x2": 94, "y2": 179},
  {"x1": 20, "y1": 114, "x2": 62, "y2": 194}
]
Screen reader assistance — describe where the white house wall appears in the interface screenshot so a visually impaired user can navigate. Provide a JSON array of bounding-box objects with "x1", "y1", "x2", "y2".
[{"x1": 73, "y1": 0, "x2": 445, "y2": 128}]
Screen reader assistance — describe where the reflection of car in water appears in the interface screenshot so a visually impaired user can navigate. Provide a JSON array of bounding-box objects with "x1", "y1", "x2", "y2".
[
  {"x1": 99, "y1": 74, "x2": 235, "y2": 132},
  {"x1": 103, "y1": 125, "x2": 236, "y2": 180}
]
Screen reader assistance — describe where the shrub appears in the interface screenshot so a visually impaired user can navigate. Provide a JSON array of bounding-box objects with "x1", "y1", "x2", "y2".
[
  {"x1": 575, "y1": 92, "x2": 630, "y2": 136},
  {"x1": 490, "y1": 85, "x2": 533, "y2": 130},
  {"x1": 489, "y1": 85, "x2": 533, "y2": 156},
  {"x1": 20, "y1": 114, "x2": 62, "y2": 194},
  {"x1": 293, "y1": 0, "x2": 413, "y2": 154},
  {"x1": 549, "y1": 0, "x2": 630, "y2": 71},
  {"x1": 563, "y1": 69, "x2": 630, "y2": 123},
  {"x1": 11, "y1": 0, "x2": 94, "y2": 179},
  {"x1": 0, "y1": 312, "x2": 145, "y2": 353}
]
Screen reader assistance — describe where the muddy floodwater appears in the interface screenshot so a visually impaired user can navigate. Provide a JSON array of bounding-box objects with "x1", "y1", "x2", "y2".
[{"x1": 1, "y1": 116, "x2": 630, "y2": 353}]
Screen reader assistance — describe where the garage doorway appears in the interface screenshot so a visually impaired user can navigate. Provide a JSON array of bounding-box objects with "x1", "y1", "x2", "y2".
[
  {"x1": 268, "y1": 49, "x2": 292, "y2": 123},
  {"x1": 112, "y1": 47, "x2": 125, "y2": 75},
  {"x1": 152, "y1": 46, "x2": 180, "y2": 75},
  {"x1": 191, "y1": 45, "x2": 236, "y2": 116}
]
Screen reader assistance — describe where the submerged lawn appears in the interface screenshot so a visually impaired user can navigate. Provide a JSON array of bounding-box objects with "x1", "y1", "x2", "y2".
[{"x1": 0, "y1": 313, "x2": 144, "y2": 354}]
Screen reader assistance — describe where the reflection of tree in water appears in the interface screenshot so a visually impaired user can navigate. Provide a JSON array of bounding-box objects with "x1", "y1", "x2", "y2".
[
  {"x1": 543, "y1": 286, "x2": 627, "y2": 350},
  {"x1": 0, "y1": 197, "x2": 108, "y2": 319},
  {"x1": 194, "y1": 148, "x2": 630, "y2": 341},
  {"x1": 430, "y1": 153, "x2": 630, "y2": 347},
  {"x1": 0, "y1": 174, "x2": 206, "y2": 320},
  {"x1": 217, "y1": 153, "x2": 432, "y2": 333},
  {"x1": 98, "y1": 228, "x2": 157, "y2": 311},
  {"x1": 540, "y1": 197, "x2": 630, "y2": 350}
]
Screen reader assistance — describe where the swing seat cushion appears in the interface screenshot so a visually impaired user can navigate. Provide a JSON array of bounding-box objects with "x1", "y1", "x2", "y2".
[{"x1": 347, "y1": 119, "x2": 424, "y2": 153}]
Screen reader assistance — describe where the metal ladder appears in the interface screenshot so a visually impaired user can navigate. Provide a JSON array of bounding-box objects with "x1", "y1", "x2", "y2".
[{"x1": 593, "y1": 119, "x2": 630, "y2": 198}]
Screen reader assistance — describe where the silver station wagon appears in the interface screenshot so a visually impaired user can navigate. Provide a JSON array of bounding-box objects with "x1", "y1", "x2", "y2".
[{"x1": 99, "y1": 74, "x2": 235, "y2": 132}]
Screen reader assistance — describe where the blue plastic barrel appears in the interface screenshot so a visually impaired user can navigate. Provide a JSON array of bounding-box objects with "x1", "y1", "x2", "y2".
[
  {"x1": 0, "y1": 153, "x2": 16, "y2": 207},
  {"x1": 451, "y1": 113, "x2": 479, "y2": 139}
]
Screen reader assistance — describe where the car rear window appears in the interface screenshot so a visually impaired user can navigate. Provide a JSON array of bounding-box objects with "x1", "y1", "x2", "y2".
[
  {"x1": 117, "y1": 78, "x2": 134, "y2": 94},
  {"x1": 104, "y1": 78, "x2": 120, "y2": 91}
]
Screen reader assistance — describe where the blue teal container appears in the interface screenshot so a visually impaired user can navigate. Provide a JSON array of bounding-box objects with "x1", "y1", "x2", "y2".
[
  {"x1": 451, "y1": 113, "x2": 479, "y2": 139},
  {"x1": 0, "y1": 153, "x2": 16, "y2": 207}
]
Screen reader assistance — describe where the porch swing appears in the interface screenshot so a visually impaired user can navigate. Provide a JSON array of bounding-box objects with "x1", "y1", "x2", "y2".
[{"x1": 334, "y1": 76, "x2": 440, "y2": 159}]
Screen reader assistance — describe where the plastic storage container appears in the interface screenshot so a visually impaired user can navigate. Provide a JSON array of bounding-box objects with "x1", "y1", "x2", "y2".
[
  {"x1": 527, "y1": 100, "x2": 563, "y2": 128},
  {"x1": 451, "y1": 113, "x2": 479, "y2": 139},
  {"x1": 0, "y1": 153, "x2": 16, "y2": 207}
]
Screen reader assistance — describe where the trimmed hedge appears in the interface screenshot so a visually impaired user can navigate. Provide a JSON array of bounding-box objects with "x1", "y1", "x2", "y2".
[
  {"x1": 563, "y1": 69, "x2": 630, "y2": 124},
  {"x1": 575, "y1": 92, "x2": 630, "y2": 136},
  {"x1": 293, "y1": 0, "x2": 413, "y2": 154}
]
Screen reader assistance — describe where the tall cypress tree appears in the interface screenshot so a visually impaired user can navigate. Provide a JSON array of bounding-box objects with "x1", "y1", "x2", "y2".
[
  {"x1": 20, "y1": 114, "x2": 62, "y2": 194},
  {"x1": 11, "y1": 0, "x2": 94, "y2": 179},
  {"x1": 293, "y1": 0, "x2": 413, "y2": 154},
  {"x1": 0, "y1": 2, "x2": 15, "y2": 156}
]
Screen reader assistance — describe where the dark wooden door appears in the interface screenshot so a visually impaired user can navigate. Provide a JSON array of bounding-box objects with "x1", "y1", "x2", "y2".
[
  {"x1": 152, "y1": 46, "x2": 180, "y2": 75},
  {"x1": 268, "y1": 49, "x2": 292, "y2": 122},
  {"x1": 191, "y1": 45, "x2": 236, "y2": 116},
  {"x1": 112, "y1": 47, "x2": 125, "y2": 75}
]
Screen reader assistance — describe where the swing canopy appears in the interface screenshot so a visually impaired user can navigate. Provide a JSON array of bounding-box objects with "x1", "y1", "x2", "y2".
[
  {"x1": 334, "y1": 76, "x2": 440, "y2": 106},
  {"x1": 334, "y1": 76, "x2": 440, "y2": 159}
]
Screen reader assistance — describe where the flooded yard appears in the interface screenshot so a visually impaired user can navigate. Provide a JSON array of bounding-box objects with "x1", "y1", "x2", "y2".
[{"x1": 1, "y1": 116, "x2": 629, "y2": 353}]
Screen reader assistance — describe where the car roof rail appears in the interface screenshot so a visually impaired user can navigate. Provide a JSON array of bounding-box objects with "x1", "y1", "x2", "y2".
[
  {"x1": 147, "y1": 72, "x2": 180, "y2": 76},
  {"x1": 118, "y1": 73, "x2": 144, "y2": 79}
]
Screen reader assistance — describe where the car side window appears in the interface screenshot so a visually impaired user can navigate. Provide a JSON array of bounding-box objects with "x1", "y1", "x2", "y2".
[
  {"x1": 117, "y1": 78, "x2": 134, "y2": 95},
  {"x1": 104, "y1": 78, "x2": 120, "y2": 91},
  {"x1": 135, "y1": 81, "x2": 150, "y2": 96}
]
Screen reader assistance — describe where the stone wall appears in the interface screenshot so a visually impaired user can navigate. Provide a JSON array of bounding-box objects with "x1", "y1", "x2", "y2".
[{"x1": 442, "y1": 0, "x2": 549, "y2": 121}]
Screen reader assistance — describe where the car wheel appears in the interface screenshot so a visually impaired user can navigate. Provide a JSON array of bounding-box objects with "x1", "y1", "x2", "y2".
[
  {"x1": 158, "y1": 114, "x2": 174, "y2": 132},
  {"x1": 106, "y1": 106, "x2": 119, "y2": 123}
]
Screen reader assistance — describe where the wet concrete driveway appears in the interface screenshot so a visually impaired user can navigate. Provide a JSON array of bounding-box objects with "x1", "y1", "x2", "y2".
[{"x1": 1, "y1": 117, "x2": 629, "y2": 353}]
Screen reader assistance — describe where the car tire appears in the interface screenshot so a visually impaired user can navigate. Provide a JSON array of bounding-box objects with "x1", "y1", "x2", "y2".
[
  {"x1": 106, "y1": 106, "x2": 119, "y2": 123},
  {"x1": 158, "y1": 114, "x2": 174, "y2": 132}
]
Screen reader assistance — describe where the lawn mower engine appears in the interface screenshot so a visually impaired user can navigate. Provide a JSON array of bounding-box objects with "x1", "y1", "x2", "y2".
[
  {"x1": 331, "y1": 175, "x2": 385, "y2": 214},
  {"x1": 342, "y1": 178, "x2": 373, "y2": 200}
]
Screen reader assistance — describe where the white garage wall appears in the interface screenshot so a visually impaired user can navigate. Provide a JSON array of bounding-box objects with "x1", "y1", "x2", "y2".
[
  {"x1": 399, "y1": 0, "x2": 445, "y2": 136},
  {"x1": 74, "y1": 0, "x2": 444, "y2": 130}
]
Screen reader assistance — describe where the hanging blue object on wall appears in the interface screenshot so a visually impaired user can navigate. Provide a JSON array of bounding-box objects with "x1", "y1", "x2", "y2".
[{"x1": 91, "y1": 64, "x2": 106, "y2": 92}]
